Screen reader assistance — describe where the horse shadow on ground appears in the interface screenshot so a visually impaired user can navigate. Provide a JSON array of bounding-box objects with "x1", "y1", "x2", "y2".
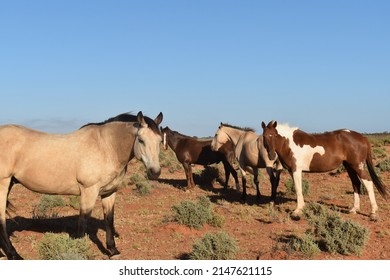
[
  {"x1": 6, "y1": 215, "x2": 111, "y2": 256},
  {"x1": 316, "y1": 199, "x2": 371, "y2": 219},
  {"x1": 158, "y1": 166, "x2": 293, "y2": 206}
]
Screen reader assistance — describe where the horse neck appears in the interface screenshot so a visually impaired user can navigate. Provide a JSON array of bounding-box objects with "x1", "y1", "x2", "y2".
[
  {"x1": 222, "y1": 126, "x2": 247, "y2": 147},
  {"x1": 103, "y1": 122, "x2": 137, "y2": 164},
  {"x1": 165, "y1": 131, "x2": 183, "y2": 152}
]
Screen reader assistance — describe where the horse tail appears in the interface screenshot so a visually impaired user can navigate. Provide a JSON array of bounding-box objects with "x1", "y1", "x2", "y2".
[{"x1": 366, "y1": 143, "x2": 389, "y2": 200}]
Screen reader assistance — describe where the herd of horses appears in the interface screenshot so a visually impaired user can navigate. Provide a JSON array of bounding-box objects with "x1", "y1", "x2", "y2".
[{"x1": 0, "y1": 112, "x2": 388, "y2": 259}]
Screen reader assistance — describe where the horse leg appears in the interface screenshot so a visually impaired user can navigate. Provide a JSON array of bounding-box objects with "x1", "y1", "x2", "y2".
[
  {"x1": 352, "y1": 162, "x2": 379, "y2": 220},
  {"x1": 361, "y1": 178, "x2": 379, "y2": 221},
  {"x1": 272, "y1": 168, "x2": 282, "y2": 203},
  {"x1": 291, "y1": 170, "x2": 305, "y2": 219},
  {"x1": 266, "y1": 167, "x2": 277, "y2": 203},
  {"x1": 0, "y1": 177, "x2": 22, "y2": 259},
  {"x1": 101, "y1": 192, "x2": 120, "y2": 257},
  {"x1": 78, "y1": 186, "x2": 99, "y2": 238},
  {"x1": 221, "y1": 160, "x2": 231, "y2": 190},
  {"x1": 343, "y1": 162, "x2": 362, "y2": 214},
  {"x1": 229, "y1": 163, "x2": 239, "y2": 191},
  {"x1": 239, "y1": 167, "x2": 247, "y2": 202},
  {"x1": 253, "y1": 168, "x2": 261, "y2": 200},
  {"x1": 183, "y1": 162, "x2": 194, "y2": 189}
]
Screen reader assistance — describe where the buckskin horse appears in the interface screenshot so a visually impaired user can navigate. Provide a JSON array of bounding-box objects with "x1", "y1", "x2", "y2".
[
  {"x1": 261, "y1": 121, "x2": 388, "y2": 220},
  {"x1": 211, "y1": 123, "x2": 282, "y2": 202},
  {"x1": 161, "y1": 126, "x2": 238, "y2": 190},
  {"x1": 0, "y1": 111, "x2": 163, "y2": 259}
]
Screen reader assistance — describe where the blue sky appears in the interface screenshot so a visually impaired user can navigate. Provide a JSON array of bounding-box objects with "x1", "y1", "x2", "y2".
[{"x1": 1, "y1": 0, "x2": 389, "y2": 136}]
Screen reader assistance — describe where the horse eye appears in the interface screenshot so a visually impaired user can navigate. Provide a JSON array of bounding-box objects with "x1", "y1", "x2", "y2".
[{"x1": 138, "y1": 138, "x2": 145, "y2": 144}]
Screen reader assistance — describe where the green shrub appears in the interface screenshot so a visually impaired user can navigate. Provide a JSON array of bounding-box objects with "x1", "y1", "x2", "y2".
[
  {"x1": 289, "y1": 234, "x2": 320, "y2": 257},
  {"x1": 172, "y1": 196, "x2": 224, "y2": 229},
  {"x1": 34, "y1": 195, "x2": 66, "y2": 218},
  {"x1": 39, "y1": 233, "x2": 93, "y2": 260},
  {"x1": 304, "y1": 202, "x2": 369, "y2": 256},
  {"x1": 136, "y1": 180, "x2": 154, "y2": 196},
  {"x1": 129, "y1": 173, "x2": 147, "y2": 185},
  {"x1": 67, "y1": 195, "x2": 80, "y2": 210},
  {"x1": 377, "y1": 159, "x2": 390, "y2": 172},
  {"x1": 190, "y1": 231, "x2": 238, "y2": 260},
  {"x1": 285, "y1": 178, "x2": 309, "y2": 196},
  {"x1": 128, "y1": 173, "x2": 155, "y2": 196},
  {"x1": 160, "y1": 150, "x2": 182, "y2": 173},
  {"x1": 373, "y1": 147, "x2": 387, "y2": 159}
]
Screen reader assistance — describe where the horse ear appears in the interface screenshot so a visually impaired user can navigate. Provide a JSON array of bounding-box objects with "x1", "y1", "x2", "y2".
[
  {"x1": 273, "y1": 121, "x2": 278, "y2": 128},
  {"x1": 261, "y1": 121, "x2": 266, "y2": 129},
  {"x1": 137, "y1": 111, "x2": 148, "y2": 128},
  {"x1": 154, "y1": 112, "x2": 163, "y2": 126}
]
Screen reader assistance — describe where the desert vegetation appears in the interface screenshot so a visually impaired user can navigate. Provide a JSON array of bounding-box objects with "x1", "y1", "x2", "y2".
[{"x1": 2, "y1": 133, "x2": 390, "y2": 260}]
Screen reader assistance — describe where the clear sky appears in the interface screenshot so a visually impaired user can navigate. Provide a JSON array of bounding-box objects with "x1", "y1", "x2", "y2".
[{"x1": 1, "y1": 0, "x2": 389, "y2": 136}]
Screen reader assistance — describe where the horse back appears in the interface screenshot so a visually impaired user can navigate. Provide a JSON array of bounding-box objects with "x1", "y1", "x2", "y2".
[
  {"x1": 0, "y1": 124, "x2": 131, "y2": 195},
  {"x1": 174, "y1": 137, "x2": 224, "y2": 165}
]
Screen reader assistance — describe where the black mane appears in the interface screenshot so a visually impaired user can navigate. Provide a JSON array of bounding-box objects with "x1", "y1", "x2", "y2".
[
  {"x1": 162, "y1": 127, "x2": 200, "y2": 139},
  {"x1": 220, "y1": 123, "x2": 255, "y2": 132},
  {"x1": 81, "y1": 113, "x2": 161, "y2": 134}
]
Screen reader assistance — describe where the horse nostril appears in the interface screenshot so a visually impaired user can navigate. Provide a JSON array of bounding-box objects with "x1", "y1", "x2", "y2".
[{"x1": 147, "y1": 168, "x2": 161, "y2": 180}]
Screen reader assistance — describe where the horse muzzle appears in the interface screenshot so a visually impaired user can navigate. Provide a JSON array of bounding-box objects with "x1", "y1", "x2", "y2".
[
  {"x1": 147, "y1": 167, "x2": 161, "y2": 180},
  {"x1": 268, "y1": 151, "x2": 277, "y2": 161}
]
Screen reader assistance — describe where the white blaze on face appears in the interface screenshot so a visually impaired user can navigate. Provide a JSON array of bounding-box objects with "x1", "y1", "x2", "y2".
[
  {"x1": 163, "y1": 132, "x2": 167, "y2": 148},
  {"x1": 276, "y1": 124, "x2": 325, "y2": 171}
]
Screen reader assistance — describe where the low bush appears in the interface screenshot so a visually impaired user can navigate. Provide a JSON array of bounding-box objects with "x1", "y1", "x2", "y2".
[
  {"x1": 303, "y1": 202, "x2": 369, "y2": 256},
  {"x1": 377, "y1": 159, "x2": 390, "y2": 172},
  {"x1": 136, "y1": 180, "x2": 154, "y2": 196},
  {"x1": 190, "y1": 231, "x2": 238, "y2": 260},
  {"x1": 285, "y1": 178, "x2": 310, "y2": 196},
  {"x1": 33, "y1": 195, "x2": 66, "y2": 218},
  {"x1": 172, "y1": 196, "x2": 224, "y2": 229},
  {"x1": 39, "y1": 233, "x2": 93, "y2": 260},
  {"x1": 289, "y1": 234, "x2": 320, "y2": 257}
]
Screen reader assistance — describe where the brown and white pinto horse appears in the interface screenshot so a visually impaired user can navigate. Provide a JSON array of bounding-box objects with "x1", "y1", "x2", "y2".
[{"x1": 261, "y1": 121, "x2": 388, "y2": 220}]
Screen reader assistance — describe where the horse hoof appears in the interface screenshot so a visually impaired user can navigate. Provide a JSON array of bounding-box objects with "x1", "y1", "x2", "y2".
[
  {"x1": 109, "y1": 253, "x2": 121, "y2": 260},
  {"x1": 349, "y1": 208, "x2": 358, "y2": 214},
  {"x1": 290, "y1": 211, "x2": 302, "y2": 221},
  {"x1": 9, "y1": 254, "x2": 23, "y2": 260},
  {"x1": 369, "y1": 213, "x2": 378, "y2": 222},
  {"x1": 108, "y1": 248, "x2": 121, "y2": 259}
]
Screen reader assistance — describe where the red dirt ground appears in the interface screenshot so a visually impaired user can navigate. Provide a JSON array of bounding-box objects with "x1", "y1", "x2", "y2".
[{"x1": 2, "y1": 146, "x2": 390, "y2": 260}]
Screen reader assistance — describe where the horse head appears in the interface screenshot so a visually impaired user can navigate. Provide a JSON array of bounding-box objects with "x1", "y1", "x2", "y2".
[
  {"x1": 134, "y1": 111, "x2": 163, "y2": 180},
  {"x1": 211, "y1": 123, "x2": 229, "y2": 151},
  {"x1": 160, "y1": 126, "x2": 172, "y2": 151},
  {"x1": 261, "y1": 121, "x2": 278, "y2": 161}
]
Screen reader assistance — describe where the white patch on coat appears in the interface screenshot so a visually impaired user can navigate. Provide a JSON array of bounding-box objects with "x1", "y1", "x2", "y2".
[
  {"x1": 343, "y1": 129, "x2": 351, "y2": 133},
  {"x1": 276, "y1": 124, "x2": 325, "y2": 171},
  {"x1": 358, "y1": 162, "x2": 365, "y2": 170}
]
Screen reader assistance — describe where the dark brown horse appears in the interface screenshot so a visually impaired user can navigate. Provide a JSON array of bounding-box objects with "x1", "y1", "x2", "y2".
[
  {"x1": 161, "y1": 126, "x2": 238, "y2": 190},
  {"x1": 262, "y1": 121, "x2": 388, "y2": 220}
]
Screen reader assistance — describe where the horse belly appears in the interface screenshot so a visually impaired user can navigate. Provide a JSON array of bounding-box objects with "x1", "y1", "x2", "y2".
[
  {"x1": 14, "y1": 163, "x2": 81, "y2": 195},
  {"x1": 307, "y1": 152, "x2": 344, "y2": 173}
]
